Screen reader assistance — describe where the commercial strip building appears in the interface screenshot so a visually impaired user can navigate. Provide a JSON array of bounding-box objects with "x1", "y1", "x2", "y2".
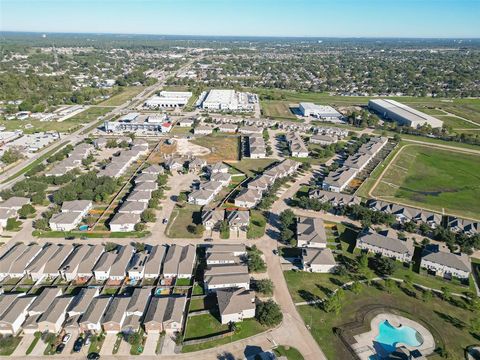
[
  {"x1": 368, "y1": 99, "x2": 443, "y2": 128},
  {"x1": 104, "y1": 113, "x2": 172, "y2": 134}
]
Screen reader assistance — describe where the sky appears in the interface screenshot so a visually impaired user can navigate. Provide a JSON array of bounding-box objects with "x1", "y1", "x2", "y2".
[{"x1": 1, "y1": 0, "x2": 479, "y2": 38}]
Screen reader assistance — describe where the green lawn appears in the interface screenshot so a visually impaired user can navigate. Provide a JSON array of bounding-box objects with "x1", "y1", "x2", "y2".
[
  {"x1": 231, "y1": 158, "x2": 278, "y2": 177},
  {"x1": 296, "y1": 280, "x2": 478, "y2": 360},
  {"x1": 182, "y1": 317, "x2": 266, "y2": 353},
  {"x1": 189, "y1": 296, "x2": 216, "y2": 312},
  {"x1": 247, "y1": 210, "x2": 267, "y2": 239},
  {"x1": 99, "y1": 86, "x2": 144, "y2": 106},
  {"x1": 437, "y1": 115, "x2": 480, "y2": 129},
  {"x1": 25, "y1": 333, "x2": 41, "y2": 355},
  {"x1": 273, "y1": 346, "x2": 305, "y2": 360},
  {"x1": 184, "y1": 313, "x2": 228, "y2": 340},
  {"x1": 175, "y1": 278, "x2": 192, "y2": 286},
  {"x1": 166, "y1": 205, "x2": 202, "y2": 238},
  {"x1": 0, "y1": 336, "x2": 21, "y2": 355},
  {"x1": 261, "y1": 100, "x2": 298, "y2": 120},
  {"x1": 371, "y1": 145, "x2": 480, "y2": 219}
]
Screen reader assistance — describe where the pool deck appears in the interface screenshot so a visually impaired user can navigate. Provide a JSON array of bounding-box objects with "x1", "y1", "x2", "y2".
[{"x1": 351, "y1": 313, "x2": 435, "y2": 360}]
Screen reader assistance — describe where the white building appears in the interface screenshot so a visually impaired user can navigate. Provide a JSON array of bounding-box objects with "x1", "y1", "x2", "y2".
[
  {"x1": 201, "y1": 89, "x2": 257, "y2": 112},
  {"x1": 302, "y1": 248, "x2": 337, "y2": 273},
  {"x1": 144, "y1": 91, "x2": 192, "y2": 108},
  {"x1": 421, "y1": 245, "x2": 471, "y2": 280},
  {"x1": 299, "y1": 103, "x2": 343, "y2": 121},
  {"x1": 368, "y1": 99, "x2": 443, "y2": 128},
  {"x1": 216, "y1": 289, "x2": 255, "y2": 324}
]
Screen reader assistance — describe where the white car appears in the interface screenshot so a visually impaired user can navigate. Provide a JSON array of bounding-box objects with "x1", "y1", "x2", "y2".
[{"x1": 62, "y1": 333, "x2": 71, "y2": 343}]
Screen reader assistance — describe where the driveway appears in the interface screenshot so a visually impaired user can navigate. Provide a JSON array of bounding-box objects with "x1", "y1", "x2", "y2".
[
  {"x1": 100, "y1": 333, "x2": 118, "y2": 356},
  {"x1": 11, "y1": 334, "x2": 35, "y2": 356},
  {"x1": 142, "y1": 333, "x2": 159, "y2": 356}
]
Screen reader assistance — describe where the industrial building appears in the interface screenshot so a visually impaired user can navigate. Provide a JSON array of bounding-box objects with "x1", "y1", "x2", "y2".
[
  {"x1": 368, "y1": 99, "x2": 443, "y2": 128},
  {"x1": 200, "y1": 89, "x2": 257, "y2": 112},
  {"x1": 299, "y1": 103, "x2": 343, "y2": 121},
  {"x1": 104, "y1": 113, "x2": 172, "y2": 134},
  {"x1": 143, "y1": 91, "x2": 193, "y2": 109}
]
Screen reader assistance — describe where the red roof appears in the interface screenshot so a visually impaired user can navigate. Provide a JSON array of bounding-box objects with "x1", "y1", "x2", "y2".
[{"x1": 162, "y1": 122, "x2": 172, "y2": 127}]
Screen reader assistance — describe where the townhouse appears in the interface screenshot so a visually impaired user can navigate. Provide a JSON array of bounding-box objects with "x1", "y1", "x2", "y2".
[
  {"x1": 310, "y1": 134, "x2": 338, "y2": 146},
  {"x1": 102, "y1": 296, "x2": 130, "y2": 334},
  {"x1": 0, "y1": 296, "x2": 36, "y2": 335},
  {"x1": 134, "y1": 173, "x2": 158, "y2": 184},
  {"x1": 76, "y1": 245, "x2": 104, "y2": 283},
  {"x1": 286, "y1": 133, "x2": 309, "y2": 158},
  {"x1": 109, "y1": 245, "x2": 134, "y2": 283},
  {"x1": 421, "y1": 245, "x2": 471, "y2": 280},
  {"x1": 7, "y1": 244, "x2": 42, "y2": 279},
  {"x1": 109, "y1": 213, "x2": 141, "y2": 232},
  {"x1": 164, "y1": 157, "x2": 185, "y2": 171},
  {"x1": 217, "y1": 123, "x2": 238, "y2": 133},
  {"x1": 448, "y1": 217, "x2": 479, "y2": 237},
  {"x1": 234, "y1": 188, "x2": 262, "y2": 209},
  {"x1": 42, "y1": 244, "x2": 74, "y2": 280},
  {"x1": 209, "y1": 162, "x2": 229, "y2": 174},
  {"x1": 128, "y1": 251, "x2": 149, "y2": 281},
  {"x1": 144, "y1": 245, "x2": 167, "y2": 279},
  {"x1": 356, "y1": 230, "x2": 414, "y2": 263},
  {"x1": 201, "y1": 209, "x2": 225, "y2": 231},
  {"x1": 367, "y1": 200, "x2": 442, "y2": 228},
  {"x1": 80, "y1": 296, "x2": 112, "y2": 333},
  {"x1": 309, "y1": 189, "x2": 361, "y2": 207},
  {"x1": 118, "y1": 201, "x2": 147, "y2": 215},
  {"x1": 163, "y1": 245, "x2": 196, "y2": 279},
  {"x1": 204, "y1": 272, "x2": 251, "y2": 293},
  {"x1": 302, "y1": 248, "x2": 337, "y2": 273},
  {"x1": 216, "y1": 288, "x2": 255, "y2": 324},
  {"x1": 142, "y1": 164, "x2": 164, "y2": 176},
  {"x1": 188, "y1": 158, "x2": 207, "y2": 173},
  {"x1": 206, "y1": 243, "x2": 247, "y2": 257},
  {"x1": 123, "y1": 287, "x2": 151, "y2": 333},
  {"x1": 297, "y1": 217, "x2": 327, "y2": 248},
  {"x1": 227, "y1": 210, "x2": 250, "y2": 232},
  {"x1": 143, "y1": 295, "x2": 187, "y2": 334},
  {"x1": 25, "y1": 245, "x2": 66, "y2": 282},
  {"x1": 0, "y1": 244, "x2": 28, "y2": 279},
  {"x1": 248, "y1": 135, "x2": 267, "y2": 159},
  {"x1": 194, "y1": 125, "x2": 214, "y2": 135},
  {"x1": 28, "y1": 288, "x2": 62, "y2": 316},
  {"x1": 59, "y1": 245, "x2": 91, "y2": 281},
  {"x1": 93, "y1": 251, "x2": 117, "y2": 281},
  {"x1": 37, "y1": 296, "x2": 72, "y2": 333}
]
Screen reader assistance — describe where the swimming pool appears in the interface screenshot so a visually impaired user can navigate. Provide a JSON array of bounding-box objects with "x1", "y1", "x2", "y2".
[{"x1": 374, "y1": 320, "x2": 422, "y2": 355}]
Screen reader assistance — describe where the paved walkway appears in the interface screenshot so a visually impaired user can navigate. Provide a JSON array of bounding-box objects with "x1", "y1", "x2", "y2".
[
  {"x1": 100, "y1": 334, "x2": 118, "y2": 356},
  {"x1": 142, "y1": 333, "x2": 159, "y2": 356},
  {"x1": 11, "y1": 334, "x2": 34, "y2": 357}
]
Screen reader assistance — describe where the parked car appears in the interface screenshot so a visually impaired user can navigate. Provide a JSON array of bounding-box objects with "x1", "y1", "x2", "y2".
[
  {"x1": 55, "y1": 343, "x2": 65, "y2": 354},
  {"x1": 87, "y1": 352, "x2": 100, "y2": 360},
  {"x1": 272, "y1": 249, "x2": 278, "y2": 255},
  {"x1": 204, "y1": 238, "x2": 213, "y2": 242},
  {"x1": 162, "y1": 218, "x2": 168, "y2": 224},
  {"x1": 62, "y1": 333, "x2": 71, "y2": 343},
  {"x1": 73, "y1": 337, "x2": 84, "y2": 352},
  {"x1": 85, "y1": 334, "x2": 92, "y2": 345}
]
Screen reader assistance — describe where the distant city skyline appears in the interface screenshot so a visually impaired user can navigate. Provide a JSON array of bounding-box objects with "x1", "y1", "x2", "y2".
[{"x1": 1, "y1": 0, "x2": 479, "y2": 38}]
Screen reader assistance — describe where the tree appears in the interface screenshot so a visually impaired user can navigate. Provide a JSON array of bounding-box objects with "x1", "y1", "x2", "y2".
[
  {"x1": 5, "y1": 218, "x2": 20, "y2": 231},
  {"x1": 357, "y1": 254, "x2": 369, "y2": 270},
  {"x1": 134, "y1": 242, "x2": 145, "y2": 252},
  {"x1": 104, "y1": 242, "x2": 118, "y2": 252},
  {"x1": 384, "y1": 279, "x2": 396, "y2": 294},
  {"x1": 422, "y1": 290, "x2": 433, "y2": 303},
  {"x1": 194, "y1": 224, "x2": 205, "y2": 235},
  {"x1": 134, "y1": 223, "x2": 146, "y2": 231},
  {"x1": 280, "y1": 228, "x2": 294, "y2": 243},
  {"x1": 18, "y1": 204, "x2": 36, "y2": 219},
  {"x1": 33, "y1": 218, "x2": 50, "y2": 231},
  {"x1": 140, "y1": 209, "x2": 156, "y2": 223},
  {"x1": 393, "y1": 134, "x2": 402, "y2": 142},
  {"x1": 323, "y1": 293, "x2": 342, "y2": 314},
  {"x1": 256, "y1": 300, "x2": 283, "y2": 326},
  {"x1": 279, "y1": 209, "x2": 295, "y2": 229},
  {"x1": 1, "y1": 149, "x2": 23, "y2": 164},
  {"x1": 127, "y1": 331, "x2": 142, "y2": 345},
  {"x1": 374, "y1": 257, "x2": 398, "y2": 276},
  {"x1": 177, "y1": 193, "x2": 187, "y2": 203},
  {"x1": 256, "y1": 279, "x2": 274, "y2": 296}
]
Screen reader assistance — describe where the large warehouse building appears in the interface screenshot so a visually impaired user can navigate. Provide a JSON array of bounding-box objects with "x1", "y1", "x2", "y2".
[
  {"x1": 143, "y1": 91, "x2": 193, "y2": 109},
  {"x1": 368, "y1": 99, "x2": 443, "y2": 129},
  {"x1": 299, "y1": 102, "x2": 343, "y2": 121},
  {"x1": 200, "y1": 89, "x2": 257, "y2": 112}
]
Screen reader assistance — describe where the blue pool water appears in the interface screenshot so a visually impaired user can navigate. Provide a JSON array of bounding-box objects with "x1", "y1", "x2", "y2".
[{"x1": 370, "y1": 320, "x2": 422, "y2": 358}]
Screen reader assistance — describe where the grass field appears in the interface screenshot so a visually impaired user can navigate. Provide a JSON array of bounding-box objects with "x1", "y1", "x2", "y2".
[
  {"x1": 261, "y1": 100, "x2": 298, "y2": 120},
  {"x1": 191, "y1": 134, "x2": 240, "y2": 162},
  {"x1": 295, "y1": 280, "x2": 478, "y2": 360},
  {"x1": 166, "y1": 204, "x2": 202, "y2": 238},
  {"x1": 273, "y1": 346, "x2": 304, "y2": 360},
  {"x1": 371, "y1": 145, "x2": 480, "y2": 219},
  {"x1": 182, "y1": 317, "x2": 266, "y2": 352},
  {"x1": 437, "y1": 115, "x2": 480, "y2": 129},
  {"x1": 99, "y1": 86, "x2": 144, "y2": 106},
  {"x1": 230, "y1": 158, "x2": 278, "y2": 177}
]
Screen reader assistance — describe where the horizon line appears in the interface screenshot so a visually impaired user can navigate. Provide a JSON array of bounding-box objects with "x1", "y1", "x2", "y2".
[{"x1": 1, "y1": 30, "x2": 480, "y2": 41}]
